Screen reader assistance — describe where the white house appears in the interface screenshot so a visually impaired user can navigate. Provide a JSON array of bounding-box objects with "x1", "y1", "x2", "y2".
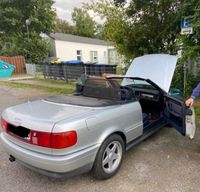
[{"x1": 48, "y1": 33, "x2": 124, "y2": 66}]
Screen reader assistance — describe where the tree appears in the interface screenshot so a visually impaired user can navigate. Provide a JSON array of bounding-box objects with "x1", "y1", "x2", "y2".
[
  {"x1": 55, "y1": 8, "x2": 105, "y2": 39},
  {"x1": 179, "y1": 0, "x2": 200, "y2": 61},
  {"x1": 171, "y1": 1, "x2": 200, "y2": 96},
  {"x1": 55, "y1": 17, "x2": 75, "y2": 34},
  {"x1": 72, "y1": 8, "x2": 96, "y2": 38},
  {"x1": 0, "y1": 0, "x2": 55, "y2": 34},
  {"x1": 95, "y1": 24, "x2": 106, "y2": 40},
  {"x1": 0, "y1": 0, "x2": 56, "y2": 63},
  {"x1": 86, "y1": 0, "x2": 183, "y2": 60}
]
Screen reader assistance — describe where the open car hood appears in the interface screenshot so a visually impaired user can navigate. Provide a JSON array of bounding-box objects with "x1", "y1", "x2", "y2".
[{"x1": 125, "y1": 54, "x2": 178, "y2": 93}]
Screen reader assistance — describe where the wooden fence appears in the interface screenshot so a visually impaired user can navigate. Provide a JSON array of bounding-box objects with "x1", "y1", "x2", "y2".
[{"x1": 0, "y1": 56, "x2": 26, "y2": 74}]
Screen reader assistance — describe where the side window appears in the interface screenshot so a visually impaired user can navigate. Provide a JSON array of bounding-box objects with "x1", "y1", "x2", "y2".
[
  {"x1": 90, "y1": 51, "x2": 98, "y2": 63},
  {"x1": 77, "y1": 50, "x2": 82, "y2": 61}
]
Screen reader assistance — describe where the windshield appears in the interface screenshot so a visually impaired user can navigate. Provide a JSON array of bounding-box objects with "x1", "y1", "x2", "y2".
[
  {"x1": 109, "y1": 77, "x2": 156, "y2": 90},
  {"x1": 122, "y1": 78, "x2": 156, "y2": 90}
]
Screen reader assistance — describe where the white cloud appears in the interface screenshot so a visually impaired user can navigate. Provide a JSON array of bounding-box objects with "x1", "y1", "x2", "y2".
[{"x1": 53, "y1": 0, "x2": 97, "y2": 23}]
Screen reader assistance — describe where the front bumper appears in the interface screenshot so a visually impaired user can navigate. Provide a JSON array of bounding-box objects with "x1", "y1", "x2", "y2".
[{"x1": 0, "y1": 133, "x2": 99, "y2": 178}]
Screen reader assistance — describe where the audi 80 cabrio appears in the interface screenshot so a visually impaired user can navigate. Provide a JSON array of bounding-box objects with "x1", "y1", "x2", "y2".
[{"x1": 0, "y1": 54, "x2": 196, "y2": 179}]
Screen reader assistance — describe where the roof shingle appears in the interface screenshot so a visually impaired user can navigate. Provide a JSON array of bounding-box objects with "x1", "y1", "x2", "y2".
[{"x1": 49, "y1": 33, "x2": 108, "y2": 46}]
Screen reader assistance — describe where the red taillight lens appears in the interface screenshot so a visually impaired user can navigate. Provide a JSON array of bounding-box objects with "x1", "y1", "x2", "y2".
[
  {"x1": 51, "y1": 131, "x2": 77, "y2": 149},
  {"x1": 1, "y1": 118, "x2": 8, "y2": 132},
  {"x1": 30, "y1": 130, "x2": 77, "y2": 149},
  {"x1": 30, "y1": 131, "x2": 51, "y2": 148}
]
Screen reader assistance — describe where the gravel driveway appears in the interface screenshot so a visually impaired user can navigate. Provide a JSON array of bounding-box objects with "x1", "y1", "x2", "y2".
[{"x1": 0, "y1": 85, "x2": 200, "y2": 192}]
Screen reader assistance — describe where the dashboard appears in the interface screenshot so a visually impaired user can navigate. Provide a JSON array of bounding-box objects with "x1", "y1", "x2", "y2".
[{"x1": 134, "y1": 88, "x2": 161, "y2": 102}]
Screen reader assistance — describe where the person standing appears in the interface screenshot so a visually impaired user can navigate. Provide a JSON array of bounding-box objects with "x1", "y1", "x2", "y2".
[{"x1": 185, "y1": 83, "x2": 200, "y2": 106}]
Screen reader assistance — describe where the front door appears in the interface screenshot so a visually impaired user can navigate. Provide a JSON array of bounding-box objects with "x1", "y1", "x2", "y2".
[{"x1": 163, "y1": 95, "x2": 196, "y2": 139}]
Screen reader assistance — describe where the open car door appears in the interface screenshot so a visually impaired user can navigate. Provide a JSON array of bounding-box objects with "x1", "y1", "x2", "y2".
[{"x1": 163, "y1": 95, "x2": 196, "y2": 139}]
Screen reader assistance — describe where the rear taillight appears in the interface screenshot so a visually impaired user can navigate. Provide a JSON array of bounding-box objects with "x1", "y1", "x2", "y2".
[
  {"x1": 30, "y1": 130, "x2": 77, "y2": 149},
  {"x1": 51, "y1": 131, "x2": 77, "y2": 149},
  {"x1": 30, "y1": 131, "x2": 51, "y2": 148},
  {"x1": 1, "y1": 118, "x2": 8, "y2": 132},
  {"x1": 1, "y1": 118, "x2": 77, "y2": 149}
]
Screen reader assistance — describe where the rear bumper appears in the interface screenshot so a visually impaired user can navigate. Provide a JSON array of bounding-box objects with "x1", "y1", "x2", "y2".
[
  {"x1": 0, "y1": 133, "x2": 99, "y2": 178},
  {"x1": 17, "y1": 159, "x2": 93, "y2": 178}
]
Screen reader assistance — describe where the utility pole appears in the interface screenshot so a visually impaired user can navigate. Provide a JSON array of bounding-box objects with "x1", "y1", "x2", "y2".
[
  {"x1": 25, "y1": 19, "x2": 31, "y2": 62},
  {"x1": 183, "y1": 61, "x2": 188, "y2": 96}
]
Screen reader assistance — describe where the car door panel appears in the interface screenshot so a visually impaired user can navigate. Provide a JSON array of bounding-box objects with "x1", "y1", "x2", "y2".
[
  {"x1": 186, "y1": 107, "x2": 196, "y2": 139},
  {"x1": 163, "y1": 95, "x2": 196, "y2": 139}
]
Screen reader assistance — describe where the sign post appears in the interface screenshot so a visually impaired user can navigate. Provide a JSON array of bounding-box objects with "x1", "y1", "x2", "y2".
[{"x1": 180, "y1": 18, "x2": 193, "y2": 95}]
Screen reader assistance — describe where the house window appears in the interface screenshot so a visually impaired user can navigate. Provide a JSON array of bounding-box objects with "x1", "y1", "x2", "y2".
[
  {"x1": 77, "y1": 50, "x2": 82, "y2": 61},
  {"x1": 90, "y1": 51, "x2": 98, "y2": 63}
]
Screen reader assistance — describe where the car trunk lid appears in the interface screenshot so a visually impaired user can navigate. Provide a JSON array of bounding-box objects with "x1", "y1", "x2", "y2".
[{"x1": 2, "y1": 99, "x2": 95, "y2": 154}]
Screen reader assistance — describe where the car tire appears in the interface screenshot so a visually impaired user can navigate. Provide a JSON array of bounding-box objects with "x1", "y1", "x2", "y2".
[{"x1": 92, "y1": 134, "x2": 125, "y2": 180}]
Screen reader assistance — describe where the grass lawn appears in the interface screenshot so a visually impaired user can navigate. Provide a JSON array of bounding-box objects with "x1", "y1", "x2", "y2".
[{"x1": 0, "y1": 80, "x2": 75, "y2": 94}]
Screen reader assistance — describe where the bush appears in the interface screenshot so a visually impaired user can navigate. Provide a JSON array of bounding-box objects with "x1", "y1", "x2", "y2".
[{"x1": 171, "y1": 61, "x2": 200, "y2": 98}]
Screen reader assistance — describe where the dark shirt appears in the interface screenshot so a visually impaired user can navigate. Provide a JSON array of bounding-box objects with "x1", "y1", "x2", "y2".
[{"x1": 191, "y1": 83, "x2": 200, "y2": 99}]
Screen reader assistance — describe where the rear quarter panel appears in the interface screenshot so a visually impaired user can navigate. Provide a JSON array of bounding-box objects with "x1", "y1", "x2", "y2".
[{"x1": 52, "y1": 101, "x2": 143, "y2": 155}]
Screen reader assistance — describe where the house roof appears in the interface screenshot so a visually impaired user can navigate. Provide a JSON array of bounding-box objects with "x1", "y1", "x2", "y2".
[{"x1": 49, "y1": 33, "x2": 108, "y2": 46}]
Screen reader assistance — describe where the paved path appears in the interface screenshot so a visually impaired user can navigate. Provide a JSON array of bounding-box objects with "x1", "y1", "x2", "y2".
[{"x1": 0, "y1": 85, "x2": 200, "y2": 192}]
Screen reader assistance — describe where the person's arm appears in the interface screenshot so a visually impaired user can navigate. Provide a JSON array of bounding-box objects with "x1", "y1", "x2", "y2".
[
  {"x1": 191, "y1": 83, "x2": 200, "y2": 99},
  {"x1": 185, "y1": 83, "x2": 200, "y2": 106}
]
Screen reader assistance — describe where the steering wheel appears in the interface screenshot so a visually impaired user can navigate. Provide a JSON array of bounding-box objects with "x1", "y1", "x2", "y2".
[{"x1": 120, "y1": 86, "x2": 135, "y2": 100}]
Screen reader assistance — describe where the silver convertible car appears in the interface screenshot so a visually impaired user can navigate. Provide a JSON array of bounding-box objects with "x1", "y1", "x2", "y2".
[{"x1": 0, "y1": 54, "x2": 196, "y2": 180}]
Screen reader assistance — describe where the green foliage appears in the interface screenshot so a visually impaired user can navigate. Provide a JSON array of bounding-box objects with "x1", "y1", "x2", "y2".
[
  {"x1": 72, "y1": 8, "x2": 97, "y2": 38},
  {"x1": 172, "y1": 1, "x2": 200, "y2": 97},
  {"x1": 171, "y1": 60, "x2": 200, "y2": 98},
  {"x1": 116, "y1": 66, "x2": 126, "y2": 75},
  {"x1": 0, "y1": 35, "x2": 21, "y2": 56},
  {"x1": 0, "y1": 0, "x2": 56, "y2": 63},
  {"x1": 55, "y1": 17, "x2": 75, "y2": 34},
  {"x1": 23, "y1": 33, "x2": 50, "y2": 63},
  {"x1": 185, "y1": 72, "x2": 200, "y2": 98},
  {"x1": 54, "y1": 10, "x2": 105, "y2": 39},
  {"x1": 0, "y1": 0, "x2": 55, "y2": 34},
  {"x1": 86, "y1": 0, "x2": 183, "y2": 60},
  {"x1": 194, "y1": 106, "x2": 200, "y2": 119},
  {"x1": 95, "y1": 24, "x2": 106, "y2": 40},
  {"x1": 179, "y1": 0, "x2": 200, "y2": 61},
  {"x1": 171, "y1": 62, "x2": 184, "y2": 92}
]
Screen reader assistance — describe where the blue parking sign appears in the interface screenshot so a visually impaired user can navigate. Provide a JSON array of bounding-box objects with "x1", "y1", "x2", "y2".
[
  {"x1": 181, "y1": 18, "x2": 193, "y2": 35},
  {"x1": 181, "y1": 18, "x2": 191, "y2": 28}
]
